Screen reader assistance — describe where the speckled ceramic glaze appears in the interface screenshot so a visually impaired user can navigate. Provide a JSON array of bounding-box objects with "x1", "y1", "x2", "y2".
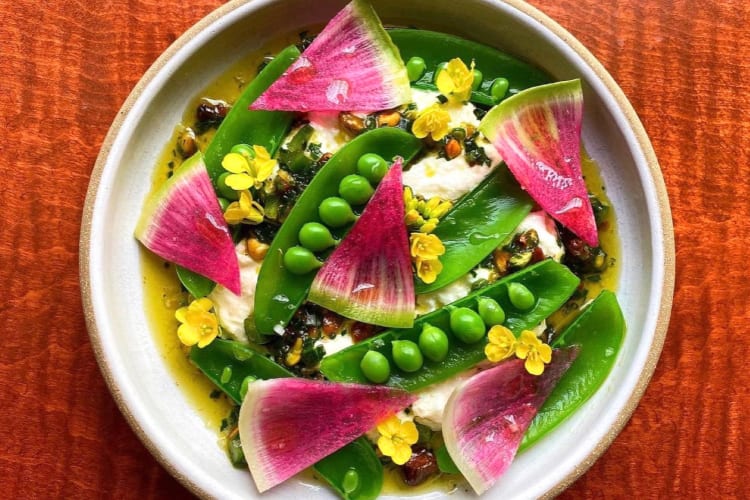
[{"x1": 80, "y1": 1, "x2": 674, "y2": 498}]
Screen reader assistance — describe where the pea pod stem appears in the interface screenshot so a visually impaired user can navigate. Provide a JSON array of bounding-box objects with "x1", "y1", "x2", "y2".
[
  {"x1": 320, "y1": 259, "x2": 580, "y2": 392},
  {"x1": 253, "y1": 128, "x2": 423, "y2": 335}
]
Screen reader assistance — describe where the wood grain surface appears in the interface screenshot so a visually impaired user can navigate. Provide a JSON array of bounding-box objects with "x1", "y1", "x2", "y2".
[{"x1": 0, "y1": 0, "x2": 746, "y2": 498}]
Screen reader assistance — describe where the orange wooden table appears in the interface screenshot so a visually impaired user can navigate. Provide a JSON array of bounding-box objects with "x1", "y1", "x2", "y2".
[{"x1": 1, "y1": 0, "x2": 747, "y2": 498}]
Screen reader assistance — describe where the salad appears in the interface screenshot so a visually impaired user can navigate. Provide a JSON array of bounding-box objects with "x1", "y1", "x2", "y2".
[{"x1": 136, "y1": 0, "x2": 623, "y2": 497}]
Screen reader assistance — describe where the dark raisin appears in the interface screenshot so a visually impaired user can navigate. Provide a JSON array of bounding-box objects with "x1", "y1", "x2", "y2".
[{"x1": 401, "y1": 446, "x2": 439, "y2": 486}]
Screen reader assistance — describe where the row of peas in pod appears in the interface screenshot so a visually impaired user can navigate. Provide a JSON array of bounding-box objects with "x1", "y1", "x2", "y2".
[
  {"x1": 359, "y1": 282, "x2": 537, "y2": 384},
  {"x1": 405, "y1": 56, "x2": 510, "y2": 104},
  {"x1": 282, "y1": 153, "x2": 391, "y2": 275}
]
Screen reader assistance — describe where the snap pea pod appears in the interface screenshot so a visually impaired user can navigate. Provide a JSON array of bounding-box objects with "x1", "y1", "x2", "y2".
[
  {"x1": 389, "y1": 29, "x2": 551, "y2": 106},
  {"x1": 189, "y1": 339, "x2": 383, "y2": 500},
  {"x1": 320, "y1": 259, "x2": 579, "y2": 392},
  {"x1": 254, "y1": 128, "x2": 423, "y2": 335},
  {"x1": 520, "y1": 290, "x2": 625, "y2": 450},
  {"x1": 415, "y1": 164, "x2": 532, "y2": 294},
  {"x1": 189, "y1": 338, "x2": 293, "y2": 402},
  {"x1": 176, "y1": 45, "x2": 301, "y2": 297}
]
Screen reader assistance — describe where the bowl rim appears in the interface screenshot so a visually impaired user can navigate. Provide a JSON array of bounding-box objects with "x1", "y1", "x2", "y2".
[{"x1": 80, "y1": 0, "x2": 675, "y2": 497}]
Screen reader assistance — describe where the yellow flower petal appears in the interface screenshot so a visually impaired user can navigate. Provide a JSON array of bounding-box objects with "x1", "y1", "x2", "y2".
[
  {"x1": 377, "y1": 436, "x2": 396, "y2": 457},
  {"x1": 538, "y1": 342, "x2": 552, "y2": 363},
  {"x1": 391, "y1": 443, "x2": 413, "y2": 466},
  {"x1": 400, "y1": 420, "x2": 419, "y2": 445},
  {"x1": 222, "y1": 153, "x2": 251, "y2": 174},
  {"x1": 226, "y1": 173, "x2": 254, "y2": 191},
  {"x1": 416, "y1": 258, "x2": 443, "y2": 284},
  {"x1": 525, "y1": 355, "x2": 545, "y2": 376},
  {"x1": 177, "y1": 323, "x2": 200, "y2": 346},
  {"x1": 193, "y1": 297, "x2": 213, "y2": 312},
  {"x1": 175, "y1": 306, "x2": 188, "y2": 323},
  {"x1": 377, "y1": 415, "x2": 399, "y2": 437}
]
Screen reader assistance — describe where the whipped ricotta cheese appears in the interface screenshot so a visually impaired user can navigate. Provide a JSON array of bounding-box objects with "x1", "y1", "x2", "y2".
[
  {"x1": 314, "y1": 333, "x2": 355, "y2": 357},
  {"x1": 208, "y1": 242, "x2": 261, "y2": 343},
  {"x1": 512, "y1": 210, "x2": 565, "y2": 262}
]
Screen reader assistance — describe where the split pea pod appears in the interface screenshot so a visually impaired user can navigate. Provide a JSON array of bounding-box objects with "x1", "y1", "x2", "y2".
[
  {"x1": 520, "y1": 290, "x2": 625, "y2": 450},
  {"x1": 414, "y1": 163, "x2": 533, "y2": 294},
  {"x1": 320, "y1": 259, "x2": 580, "y2": 392},
  {"x1": 189, "y1": 339, "x2": 384, "y2": 500},
  {"x1": 253, "y1": 128, "x2": 423, "y2": 335},
  {"x1": 177, "y1": 45, "x2": 301, "y2": 297},
  {"x1": 389, "y1": 29, "x2": 551, "y2": 106}
]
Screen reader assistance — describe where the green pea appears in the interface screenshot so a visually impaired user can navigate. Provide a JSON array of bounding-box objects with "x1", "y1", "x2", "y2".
[
  {"x1": 418, "y1": 324, "x2": 449, "y2": 362},
  {"x1": 406, "y1": 56, "x2": 427, "y2": 82},
  {"x1": 360, "y1": 350, "x2": 390, "y2": 383},
  {"x1": 283, "y1": 246, "x2": 322, "y2": 275},
  {"x1": 449, "y1": 307, "x2": 486, "y2": 344},
  {"x1": 216, "y1": 172, "x2": 239, "y2": 201},
  {"x1": 319, "y1": 197, "x2": 357, "y2": 228},
  {"x1": 434, "y1": 62, "x2": 449, "y2": 84},
  {"x1": 471, "y1": 69, "x2": 483, "y2": 91},
  {"x1": 239, "y1": 375, "x2": 257, "y2": 401},
  {"x1": 298, "y1": 222, "x2": 336, "y2": 252},
  {"x1": 477, "y1": 296, "x2": 506, "y2": 326},
  {"x1": 217, "y1": 197, "x2": 231, "y2": 212},
  {"x1": 508, "y1": 282, "x2": 536, "y2": 310},
  {"x1": 230, "y1": 143, "x2": 255, "y2": 160},
  {"x1": 392, "y1": 340, "x2": 424, "y2": 372},
  {"x1": 220, "y1": 365, "x2": 232, "y2": 384},
  {"x1": 339, "y1": 174, "x2": 374, "y2": 205},
  {"x1": 342, "y1": 468, "x2": 360, "y2": 494},
  {"x1": 356, "y1": 153, "x2": 388, "y2": 183},
  {"x1": 491, "y1": 78, "x2": 510, "y2": 103}
]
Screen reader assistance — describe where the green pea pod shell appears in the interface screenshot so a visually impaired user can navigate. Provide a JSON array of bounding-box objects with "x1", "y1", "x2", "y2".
[
  {"x1": 176, "y1": 45, "x2": 301, "y2": 297},
  {"x1": 253, "y1": 128, "x2": 423, "y2": 335},
  {"x1": 189, "y1": 339, "x2": 383, "y2": 500},
  {"x1": 389, "y1": 29, "x2": 551, "y2": 106},
  {"x1": 520, "y1": 290, "x2": 625, "y2": 450},
  {"x1": 415, "y1": 163, "x2": 533, "y2": 294},
  {"x1": 320, "y1": 259, "x2": 579, "y2": 392}
]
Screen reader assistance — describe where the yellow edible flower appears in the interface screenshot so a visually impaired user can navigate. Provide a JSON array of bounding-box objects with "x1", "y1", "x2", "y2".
[
  {"x1": 419, "y1": 218, "x2": 439, "y2": 234},
  {"x1": 515, "y1": 330, "x2": 552, "y2": 376},
  {"x1": 411, "y1": 104, "x2": 451, "y2": 141},
  {"x1": 403, "y1": 188, "x2": 452, "y2": 234},
  {"x1": 175, "y1": 297, "x2": 219, "y2": 348},
  {"x1": 376, "y1": 415, "x2": 419, "y2": 465},
  {"x1": 222, "y1": 145, "x2": 277, "y2": 191},
  {"x1": 224, "y1": 190, "x2": 264, "y2": 225},
  {"x1": 415, "y1": 257, "x2": 443, "y2": 284},
  {"x1": 485, "y1": 325, "x2": 517, "y2": 363},
  {"x1": 410, "y1": 233, "x2": 445, "y2": 261},
  {"x1": 436, "y1": 58, "x2": 475, "y2": 102}
]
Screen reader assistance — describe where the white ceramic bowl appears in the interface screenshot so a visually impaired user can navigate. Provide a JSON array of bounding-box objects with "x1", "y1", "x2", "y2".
[{"x1": 81, "y1": 0, "x2": 675, "y2": 498}]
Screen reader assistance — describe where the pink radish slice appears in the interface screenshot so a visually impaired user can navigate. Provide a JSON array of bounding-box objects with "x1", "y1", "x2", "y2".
[
  {"x1": 238, "y1": 378, "x2": 415, "y2": 492},
  {"x1": 308, "y1": 158, "x2": 415, "y2": 328},
  {"x1": 479, "y1": 79, "x2": 598, "y2": 246},
  {"x1": 134, "y1": 153, "x2": 240, "y2": 294},
  {"x1": 250, "y1": 0, "x2": 411, "y2": 112},
  {"x1": 442, "y1": 348, "x2": 579, "y2": 494}
]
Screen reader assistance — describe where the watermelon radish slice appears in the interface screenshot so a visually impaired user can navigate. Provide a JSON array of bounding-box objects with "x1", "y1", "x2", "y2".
[
  {"x1": 308, "y1": 158, "x2": 415, "y2": 328},
  {"x1": 238, "y1": 378, "x2": 415, "y2": 492},
  {"x1": 442, "y1": 348, "x2": 578, "y2": 495},
  {"x1": 134, "y1": 153, "x2": 241, "y2": 295},
  {"x1": 250, "y1": 0, "x2": 411, "y2": 112},
  {"x1": 479, "y1": 79, "x2": 599, "y2": 246}
]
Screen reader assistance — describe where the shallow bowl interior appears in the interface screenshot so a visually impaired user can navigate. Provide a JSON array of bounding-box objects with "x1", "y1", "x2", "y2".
[{"x1": 81, "y1": 0, "x2": 674, "y2": 498}]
